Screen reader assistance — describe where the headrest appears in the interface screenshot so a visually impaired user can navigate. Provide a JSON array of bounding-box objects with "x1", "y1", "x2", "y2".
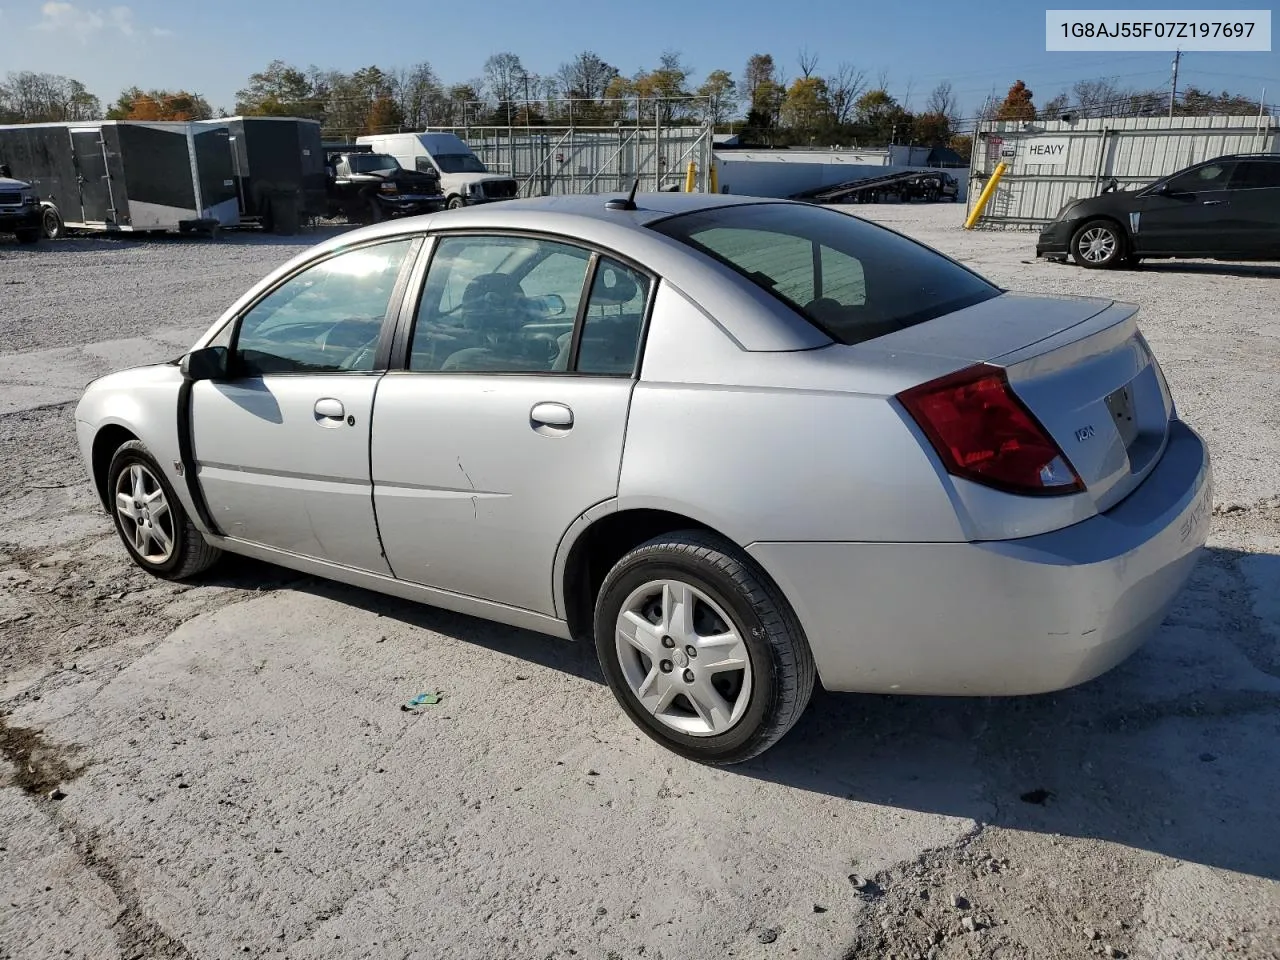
[{"x1": 591, "y1": 264, "x2": 639, "y2": 306}]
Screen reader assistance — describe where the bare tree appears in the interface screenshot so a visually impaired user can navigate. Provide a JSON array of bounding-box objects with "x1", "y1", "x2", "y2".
[
  {"x1": 392, "y1": 62, "x2": 445, "y2": 129},
  {"x1": 797, "y1": 46, "x2": 819, "y2": 80},
  {"x1": 1072, "y1": 77, "x2": 1124, "y2": 115},
  {"x1": 483, "y1": 52, "x2": 525, "y2": 105},
  {"x1": 902, "y1": 75, "x2": 916, "y2": 111},
  {"x1": 557, "y1": 51, "x2": 619, "y2": 101},
  {"x1": 826, "y1": 62, "x2": 867, "y2": 125},
  {"x1": 925, "y1": 80, "x2": 959, "y2": 122}
]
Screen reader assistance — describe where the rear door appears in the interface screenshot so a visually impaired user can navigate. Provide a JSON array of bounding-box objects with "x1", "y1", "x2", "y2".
[
  {"x1": 370, "y1": 233, "x2": 652, "y2": 615},
  {"x1": 191, "y1": 236, "x2": 418, "y2": 571},
  {"x1": 69, "y1": 128, "x2": 112, "y2": 223},
  {"x1": 1225, "y1": 158, "x2": 1280, "y2": 257}
]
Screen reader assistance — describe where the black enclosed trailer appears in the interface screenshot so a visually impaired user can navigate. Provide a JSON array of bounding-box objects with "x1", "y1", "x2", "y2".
[
  {"x1": 0, "y1": 120, "x2": 239, "y2": 234},
  {"x1": 200, "y1": 116, "x2": 326, "y2": 234}
]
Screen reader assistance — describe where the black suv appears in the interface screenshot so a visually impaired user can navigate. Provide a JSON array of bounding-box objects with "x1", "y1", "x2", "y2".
[{"x1": 1036, "y1": 153, "x2": 1280, "y2": 269}]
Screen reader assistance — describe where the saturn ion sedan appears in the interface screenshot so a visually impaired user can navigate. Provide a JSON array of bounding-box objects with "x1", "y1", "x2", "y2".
[{"x1": 75, "y1": 193, "x2": 1212, "y2": 763}]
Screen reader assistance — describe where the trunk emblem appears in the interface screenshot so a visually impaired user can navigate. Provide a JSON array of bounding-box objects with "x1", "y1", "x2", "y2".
[{"x1": 1075, "y1": 425, "x2": 1095, "y2": 442}]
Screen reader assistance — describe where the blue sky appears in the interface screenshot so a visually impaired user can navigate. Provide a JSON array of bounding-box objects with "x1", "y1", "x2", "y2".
[{"x1": 5, "y1": 0, "x2": 1277, "y2": 116}]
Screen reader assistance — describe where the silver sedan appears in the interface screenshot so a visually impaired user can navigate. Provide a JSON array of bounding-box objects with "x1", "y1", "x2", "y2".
[{"x1": 75, "y1": 193, "x2": 1212, "y2": 763}]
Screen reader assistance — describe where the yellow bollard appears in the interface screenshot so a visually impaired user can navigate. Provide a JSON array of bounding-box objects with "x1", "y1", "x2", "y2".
[
  {"x1": 685, "y1": 160, "x2": 697, "y2": 192},
  {"x1": 964, "y1": 161, "x2": 1007, "y2": 229},
  {"x1": 709, "y1": 162, "x2": 718, "y2": 194}
]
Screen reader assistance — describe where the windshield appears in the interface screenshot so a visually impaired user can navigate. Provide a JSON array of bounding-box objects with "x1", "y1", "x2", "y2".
[
  {"x1": 433, "y1": 153, "x2": 487, "y2": 174},
  {"x1": 650, "y1": 202, "x2": 1000, "y2": 346},
  {"x1": 348, "y1": 154, "x2": 401, "y2": 174}
]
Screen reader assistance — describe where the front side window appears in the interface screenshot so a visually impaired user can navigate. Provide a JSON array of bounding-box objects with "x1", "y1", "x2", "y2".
[
  {"x1": 1165, "y1": 161, "x2": 1235, "y2": 193},
  {"x1": 408, "y1": 235, "x2": 589, "y2": 372},
  {"x1": 233, "y1": 239, "x2": 414, "y2": 376},
  {"x1": 650, "y1": 203, "x2": 997, "y2": 346}
]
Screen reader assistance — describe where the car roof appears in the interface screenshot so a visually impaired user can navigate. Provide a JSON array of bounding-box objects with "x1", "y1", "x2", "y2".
[
  {"x1": 229, "y1": 192, "x2": 830, "y2": 353},
  {"x1": 315, "y1": 192, "x2": 790, "y2": 248}
]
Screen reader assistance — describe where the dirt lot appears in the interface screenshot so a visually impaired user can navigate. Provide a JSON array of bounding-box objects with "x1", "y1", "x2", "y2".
[{"x1": 1, "y1": 205, "x2": 1277, "y2": 960}]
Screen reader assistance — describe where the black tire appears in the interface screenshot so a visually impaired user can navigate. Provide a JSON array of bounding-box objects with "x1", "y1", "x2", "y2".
[
  {"x1": 593, "y1": 530, "x2": 816, "y2": 765},
  {"x1": 1070, "y1": 219, "x2": 1125, "y2": 269},
  {"x1": 106, "y1": 440, "x2": 222, "y2": 580},
  {"x1": 15, "y1": 228, "x2": 39, "y2": 244},
  {"x1": 41, "y1": 206, "x2": 63, "y2": 239},
  {"x1": 446, "y1": 195, "x2": 466, "y2": 210}
]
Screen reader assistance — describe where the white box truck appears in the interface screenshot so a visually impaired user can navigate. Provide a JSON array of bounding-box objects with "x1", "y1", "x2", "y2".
[{"x1": 355, "y1": 132, "x2": 519, "y2": 209}]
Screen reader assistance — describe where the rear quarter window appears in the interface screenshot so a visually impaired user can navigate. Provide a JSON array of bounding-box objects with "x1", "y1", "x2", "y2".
[{"x1": 650, "y1": 203, "x2": 999, "y2": 345}]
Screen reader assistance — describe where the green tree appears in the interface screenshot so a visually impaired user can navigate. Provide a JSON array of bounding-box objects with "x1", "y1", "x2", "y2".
[
  {"x1": 697, "y1": 69, "x2": 737, "y2": 127},
  {"x1": 781, "y1": 76, "x2": 831, "y2": 138},
  {"x1": 235, "y1": 60, "x2": 317, "y2": 117}
]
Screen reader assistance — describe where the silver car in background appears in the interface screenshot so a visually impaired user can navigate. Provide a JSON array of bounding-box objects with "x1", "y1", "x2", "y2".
[{"x1": 75, "y1": 193, "x2": 1212, "y2": 763}]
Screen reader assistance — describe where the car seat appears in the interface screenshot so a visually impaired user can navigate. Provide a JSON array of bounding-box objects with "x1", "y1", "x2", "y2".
[{"x1": 441, "y1": 273, "x2": 557, "y2": 371}]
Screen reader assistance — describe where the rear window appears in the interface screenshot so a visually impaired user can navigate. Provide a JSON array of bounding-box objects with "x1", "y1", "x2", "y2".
[{"x1": 650, "y1": 203, "x2": 1000, "y2": 345}]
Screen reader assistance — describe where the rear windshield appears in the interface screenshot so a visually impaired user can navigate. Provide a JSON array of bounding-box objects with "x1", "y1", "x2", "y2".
[{"x1": 650, "y1": 203, "x2": 1000, "y2": 345}]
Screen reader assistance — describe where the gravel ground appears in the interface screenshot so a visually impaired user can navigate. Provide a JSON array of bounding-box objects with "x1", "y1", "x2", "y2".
[{"x1": 0, "y1": 208, "x2": 1278, "y2": 960}]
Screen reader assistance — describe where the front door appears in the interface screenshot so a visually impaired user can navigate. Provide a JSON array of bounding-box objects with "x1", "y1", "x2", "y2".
[
  {"x1": 191, "y1": 237, "x2": 418, "y2": 572},
  {"x1": 1135, "y1": 160, "x2": 1238, "y2": 256},
  {"x1": 69, "y1": 129, "x2": 112, "y2": 223},
  {"x1": 372, "y1": 234, "x2": 653, "y2": 615}
]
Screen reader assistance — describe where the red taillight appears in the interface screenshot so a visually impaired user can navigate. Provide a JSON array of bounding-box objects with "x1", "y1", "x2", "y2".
[{"x1": 898, "y1": 364, "x2": 1084, "y2": 497}]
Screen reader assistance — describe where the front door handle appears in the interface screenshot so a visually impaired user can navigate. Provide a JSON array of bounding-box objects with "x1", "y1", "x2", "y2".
[
  {"x1": 314, "y1": 397, "x2": 345, "y2": 420},
  {"x1": 530, "y1": 401, "x2": 573, "y2": 432}
]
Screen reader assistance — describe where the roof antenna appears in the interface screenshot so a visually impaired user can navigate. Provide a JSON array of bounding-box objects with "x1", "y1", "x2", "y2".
[{"x1": 606, "y1": 177, "x2": 640, "y2": 211}]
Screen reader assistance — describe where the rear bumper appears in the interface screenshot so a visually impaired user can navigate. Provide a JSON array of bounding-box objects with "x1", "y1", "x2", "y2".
[{"x1": 747, "y1": 420, "x2": 1212, "y2": 696}]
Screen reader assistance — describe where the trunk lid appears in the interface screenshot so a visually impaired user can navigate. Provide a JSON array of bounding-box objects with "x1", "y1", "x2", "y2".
[{"x1": 870, "y1": 293, "x2": 1174, "y2": 527}]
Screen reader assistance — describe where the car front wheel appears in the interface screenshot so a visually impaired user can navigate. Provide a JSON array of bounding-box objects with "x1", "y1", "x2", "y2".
[
  {"x1": 594, "y1": 530, "x2": 816, "y2": 764},
  {"x1": 447, "y1": 195, "x2": 466, "y2": 210},
  {"x1": 1071, "y1": 219, "x2": 1125, "y2": 269},
  {"x1": 107, "y1": 440, "x2": 222, "y2": 580}
]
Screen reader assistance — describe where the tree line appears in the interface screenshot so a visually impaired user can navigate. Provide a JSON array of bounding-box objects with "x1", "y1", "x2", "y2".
[{"x1": 1, "y1": 52, "x2": 1269, "y2": 161}]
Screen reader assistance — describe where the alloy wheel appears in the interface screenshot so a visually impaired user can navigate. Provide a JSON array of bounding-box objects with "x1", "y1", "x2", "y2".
[
  {"x1": 614, "y1": 579, "x2": 753, "y2": 737},
  {"x1": 1079, "y1": 226, "x2": 1118, "y2": 264},
  {"x1": 114, "y1": 462, "x2": 175, "y2": 565}
]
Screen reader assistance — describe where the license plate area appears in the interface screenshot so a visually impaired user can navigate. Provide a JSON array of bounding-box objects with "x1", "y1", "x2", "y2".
[{"x1": 1106, "y1": 382, "x2": 1139, "y2": 449}]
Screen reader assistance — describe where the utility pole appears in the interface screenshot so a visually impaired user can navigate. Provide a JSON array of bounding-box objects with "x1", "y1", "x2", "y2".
[{"x1": 1169, "y1": 48, "x2": 1182, "y2": 118}]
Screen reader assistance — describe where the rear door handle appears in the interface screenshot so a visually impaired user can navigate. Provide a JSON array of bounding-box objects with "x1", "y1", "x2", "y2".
[
  {"x1": 314, "y1": 397, "x2": 345, "y2": 420},
  {"x1": 530, "y1": 401, "x2": 573, "y2": 431},
  {"x1": 1202, "y1": 200, "x2": 1226, "y2": 205}
]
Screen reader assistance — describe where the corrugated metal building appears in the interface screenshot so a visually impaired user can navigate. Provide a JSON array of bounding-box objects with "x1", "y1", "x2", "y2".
[
  {"x1": 967, "y1": 115, "x2": 1278, "y2": 228},
  {"x1": 429, "y1": 126, "x2": 713, "y2": 196}
]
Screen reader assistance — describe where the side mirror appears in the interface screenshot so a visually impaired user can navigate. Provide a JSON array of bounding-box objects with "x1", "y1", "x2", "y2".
[{"x1": 180, "y1": 345, "x2": 227, "y2": 382}]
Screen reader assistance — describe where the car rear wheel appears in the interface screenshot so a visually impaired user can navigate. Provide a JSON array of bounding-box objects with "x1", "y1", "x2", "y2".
[
  {"x1": 1071, "y1": 219, "x2": 1125, "y2": 269},
  {"x1": 41, "y1": 206, "x2": 63, "y2": 239},
  {"x1": 107, "y1": 440, "x2": 222, "y2": 580},
  {"x1": 593, "y1": 530, "x2": 816, "y2": 764},
  {"x1": 15, "y1": 228, "x2": 39, "y2": 244}
]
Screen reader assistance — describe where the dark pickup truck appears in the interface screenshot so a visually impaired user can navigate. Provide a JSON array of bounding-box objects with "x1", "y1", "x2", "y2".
[{"x1": 324, "y1": 149, "x2": 446, "y2": 223}]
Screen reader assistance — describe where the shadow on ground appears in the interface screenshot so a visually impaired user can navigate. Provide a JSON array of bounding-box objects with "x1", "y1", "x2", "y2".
[
  {"x1": 207, "y1": 545, "x2": 1280, "y2": 882},
  {"x1": 1134, "y1": 261, "x2": 1280, "y2": 279}
]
